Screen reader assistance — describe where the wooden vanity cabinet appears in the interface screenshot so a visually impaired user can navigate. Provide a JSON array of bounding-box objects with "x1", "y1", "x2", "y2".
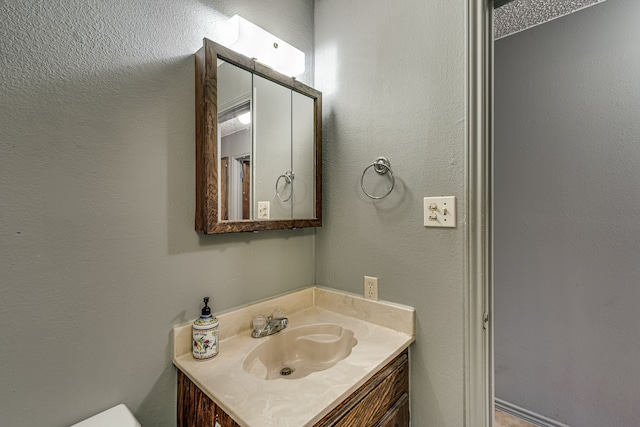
[
  {"x1": 177, "y1": 371, "x2": 240, "y2": 427},
  {"x1": 314, "y1": 349, "x2": 409, "y2": 427},
  {"x1": 374, "y1": 394, "x2": 410, "y2": 427},
  {"x1": 176, "y1": 349, "x2": 409, "y2": 427}
]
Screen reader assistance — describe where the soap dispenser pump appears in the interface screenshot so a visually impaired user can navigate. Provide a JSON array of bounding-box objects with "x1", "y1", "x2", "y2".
[{"x1": 192, "y1": 297, "x2": 219, "y2": 360}]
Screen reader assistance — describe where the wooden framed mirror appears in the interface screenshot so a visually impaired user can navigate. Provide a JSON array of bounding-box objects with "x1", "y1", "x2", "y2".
[{"x1": 195, "y1": 38, "x2": 322, "y2": 234}]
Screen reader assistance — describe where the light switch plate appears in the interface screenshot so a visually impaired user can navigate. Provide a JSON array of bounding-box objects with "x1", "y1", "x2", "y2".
[{"x1": 423, "y1": 196, "x2": 456, "y2": 228}]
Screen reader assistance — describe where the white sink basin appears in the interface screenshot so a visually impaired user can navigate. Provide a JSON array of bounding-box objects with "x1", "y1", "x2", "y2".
[{"x1": 242, "y1": 323, "x2": 357, "y2": 380}]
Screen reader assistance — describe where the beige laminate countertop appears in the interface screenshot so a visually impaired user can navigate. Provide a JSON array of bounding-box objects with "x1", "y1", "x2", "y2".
[{"x1": 172, "y1": 287, "x2": 415, "y2": 427}]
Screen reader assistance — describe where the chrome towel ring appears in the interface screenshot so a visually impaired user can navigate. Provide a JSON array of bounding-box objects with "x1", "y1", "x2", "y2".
[
  {"x1": 360, "y1": 157, "x2": 395, "y2": 200},
  {"x1": 276, "y1": 171, "x2": 295, "y2": 202}
]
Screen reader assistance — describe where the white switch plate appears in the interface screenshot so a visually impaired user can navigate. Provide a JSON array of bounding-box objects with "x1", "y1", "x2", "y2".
[
  {"x1": 258, "y1": 201, "x2": 270, "y2": 219},
  {"x1": 423, "y1": 196, "x2": 456, "y2": 228}
]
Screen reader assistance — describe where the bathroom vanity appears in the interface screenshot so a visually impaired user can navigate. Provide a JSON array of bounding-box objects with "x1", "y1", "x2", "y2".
[
  {"x1": 172, "y1": 287, "x2": 415, "y2": 426},
  {"x1": 177, "y1": 349, "x2": 408, "y2": 427}
]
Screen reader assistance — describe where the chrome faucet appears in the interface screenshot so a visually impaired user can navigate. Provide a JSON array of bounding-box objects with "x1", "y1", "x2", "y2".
[{"x1": 252, "y1": 315, "x2": 289, "y2": 338}]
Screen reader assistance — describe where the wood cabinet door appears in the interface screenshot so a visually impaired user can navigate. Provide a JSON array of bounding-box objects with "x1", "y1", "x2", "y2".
[
  {"x1": 177, "y1": 370, "x2": 240, "y2": 427},
  {"x1": 375, "y1": 394, "x2": 409, "y2": 427},
  {"x1": 315, "y1": 350, "x2": 409, "y2": 427}
]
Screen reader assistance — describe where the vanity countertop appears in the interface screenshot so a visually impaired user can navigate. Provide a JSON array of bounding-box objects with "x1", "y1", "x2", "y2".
[{"x1": 172, "y1": 287, "x2": 415, "y2": 427}]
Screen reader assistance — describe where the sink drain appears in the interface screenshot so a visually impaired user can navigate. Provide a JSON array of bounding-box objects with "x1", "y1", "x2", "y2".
[{"x1": 280, "y1": 367, "x2": 294, "y2": 376}]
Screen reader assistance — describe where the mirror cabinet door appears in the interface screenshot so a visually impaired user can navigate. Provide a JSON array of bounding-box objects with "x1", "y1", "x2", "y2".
[
  {"x1": 217, "y1": 61, "x2": 253, "y2": 222},
  {"x1": 253, "y1": 75, "x2": 293, "y2": 220},
  {"x1": 292, "y1": 91, "x2": 315, "y2": 219}
]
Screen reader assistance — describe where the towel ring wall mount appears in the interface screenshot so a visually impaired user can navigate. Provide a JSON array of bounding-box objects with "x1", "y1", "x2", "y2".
[
  {"x1": 276, "y1": 171, "x2": 295, "y2": 202},
  {"x1": 360, "y1": 157, "x2": 395, "y2": 200}
]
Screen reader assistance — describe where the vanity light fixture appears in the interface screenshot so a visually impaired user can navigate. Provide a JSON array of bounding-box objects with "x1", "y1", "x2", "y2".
[
  {"x1": 224, "y1": 15, "x2": 305, "y2": 77},
  {"x1": 237, "y1": 111, "x2": 251, "y2": 125}
]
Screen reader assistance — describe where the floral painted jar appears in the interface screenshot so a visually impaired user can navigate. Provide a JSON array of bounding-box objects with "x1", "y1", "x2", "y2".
[{"x1": 192, "y1": 297, "x2": 219, "y2": 360}]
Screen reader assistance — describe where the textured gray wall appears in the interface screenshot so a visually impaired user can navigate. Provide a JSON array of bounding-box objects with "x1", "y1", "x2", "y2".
[
  {"x1": 494, "y1": 0, "x2": 640, "y2": 425},
  {"x1": 314, "y1": 1, "x2": 467, "y2": 425},
  {"x1": 0, "y1": 1, "x2": 315, "y2": 426}
]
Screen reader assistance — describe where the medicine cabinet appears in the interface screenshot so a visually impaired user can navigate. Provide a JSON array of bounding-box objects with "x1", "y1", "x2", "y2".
[{"x1": 195, "y1": 39, "x2": 322, "y2": 234}]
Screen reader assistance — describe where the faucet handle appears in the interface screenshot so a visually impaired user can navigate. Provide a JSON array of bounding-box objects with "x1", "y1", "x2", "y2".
[
  {"x1": 273, "y1": 307, "x2": 285, "y2": 319},
  {"x1": 252, "y1": 314, "x2": 267, "y2": 332}
]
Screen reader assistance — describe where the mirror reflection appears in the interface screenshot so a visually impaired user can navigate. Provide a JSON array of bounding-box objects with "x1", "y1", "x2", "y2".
[
  {"x1": 217, "y1": 63, "x2": 317, "y2": 222},
  {"x1": 218, "y1": 61, "x2": 252, "y2": 221}
]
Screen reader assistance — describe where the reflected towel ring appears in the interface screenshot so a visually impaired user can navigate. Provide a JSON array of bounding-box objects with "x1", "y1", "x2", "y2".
[
  {"x1": 276, "y1": 171, "x2": 295, "y2": 202},
  {"x1": 360, "y1": 157, "x2": 395, "y2": 200}
]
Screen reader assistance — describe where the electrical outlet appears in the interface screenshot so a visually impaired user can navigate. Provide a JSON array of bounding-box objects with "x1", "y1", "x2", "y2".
[
  {"x1": 258, "y1": 201, "x2": 270, "y2": 219},
  {"x1": 364, "y1": 276, "x2": 379, "y2": 301}
]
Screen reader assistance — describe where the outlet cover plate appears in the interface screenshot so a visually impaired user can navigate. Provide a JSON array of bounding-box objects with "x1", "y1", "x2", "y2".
[
  {"x1": 258, "y1": 201, "x2": 270, "y2": 219},
  {"x1": 364, "y1": 276, "x2": 379, "y2": 301}
]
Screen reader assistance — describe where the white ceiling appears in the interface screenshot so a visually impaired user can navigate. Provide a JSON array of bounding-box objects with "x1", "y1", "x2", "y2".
[{"x1": 494, "y1": 0, "x2": 607, "y2": 39}]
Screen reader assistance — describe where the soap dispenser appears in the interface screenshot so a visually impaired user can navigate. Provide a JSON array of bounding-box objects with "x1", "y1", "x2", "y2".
[{"x1": 192, "y1": 297, "x2": 219, "y2": 360}]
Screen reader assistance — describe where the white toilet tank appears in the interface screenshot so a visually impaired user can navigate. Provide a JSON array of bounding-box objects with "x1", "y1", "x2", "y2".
[{"x1": 70, "y1": 404, "x2": 141, "y2": 427}]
